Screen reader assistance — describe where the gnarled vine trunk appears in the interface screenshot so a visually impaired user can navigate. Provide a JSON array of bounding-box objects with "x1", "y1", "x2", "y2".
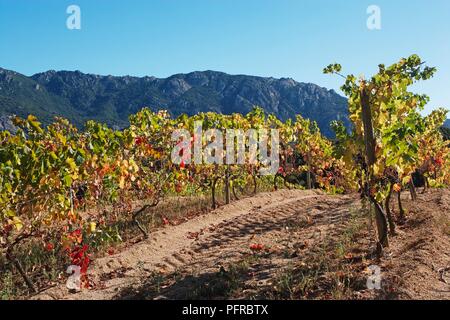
[
  {"x1": 371, "y1": 198, "x2": 389, "y2": 249},
  {"x1": 224, "y1": 166, "x2": 231, "y2": 205},
  {"x1": 211, "y1": 177, "x2": 220, "y2": 209},
  {"x1": 360, "y1": 87, "x2": 389, "y2": 252},
  {"x1": 132, "y1": 199, "x2": 159, "y2": 238},
  {"x1": 6, "y1": 233, "x2": 38, "y2": 294},
  {"x1": 397, "y1": 191, "x2": 405, "y2": 222},
  {"x1": 409, "y1": 177, "x2": 418, "y2": 201},
  {"x1": 385, "y1": 183, "x2": 396, "y2": 235}
]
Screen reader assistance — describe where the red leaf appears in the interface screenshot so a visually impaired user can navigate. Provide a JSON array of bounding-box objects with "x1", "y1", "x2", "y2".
[
  {"x1": 162, "y1": 217, "x2": 170, "y2": 225},
  {"x1": 187, "y1": 232, "x2": 199, "y2": 239},
  {"x1": 135, "y1": 137, "x2": 144, "y2": 145},
  {"x1": 250, "y1": 243, "x2": 264, "y2": 251},
  {"x1": 344, "y1": 253, "x2": 353, "y2": 259}
]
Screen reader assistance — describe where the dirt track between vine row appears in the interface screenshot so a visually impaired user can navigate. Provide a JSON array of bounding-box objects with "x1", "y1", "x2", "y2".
[{"x1": 33, "y1": 188, "x2": 450, "y2": 300}]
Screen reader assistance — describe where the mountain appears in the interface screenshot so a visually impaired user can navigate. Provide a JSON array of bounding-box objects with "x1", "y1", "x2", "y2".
[
  {"x1": 0, "y1": 115, "x2": 15, "y2": 133},
  {"x1": 442, "y1": 119, "x2": 450, "y2": 140},
  {"x1": 0, "y1": 67, "x2": 349, "y2": 137}
]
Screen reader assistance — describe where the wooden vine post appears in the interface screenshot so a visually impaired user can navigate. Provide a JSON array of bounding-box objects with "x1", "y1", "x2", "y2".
[
  {"x1": 224, "y1": 165, "x2": 231, "y2": 204},
  {"x1": 360, "y1": 86, "x2": 389, "y2": 251},
  {"x1": 306, "y1": 151, "x2": 312, "y2": 190}
]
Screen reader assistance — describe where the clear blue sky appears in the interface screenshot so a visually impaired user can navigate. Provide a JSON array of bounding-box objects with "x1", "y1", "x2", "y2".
[{"x1": 1, "y1": 0, "x2": 449, "y2": 115}]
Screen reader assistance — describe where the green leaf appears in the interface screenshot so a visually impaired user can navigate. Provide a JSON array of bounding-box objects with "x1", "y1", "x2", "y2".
[{"x1": 63, "y1": 174, "x2": 72, "y2": 187}]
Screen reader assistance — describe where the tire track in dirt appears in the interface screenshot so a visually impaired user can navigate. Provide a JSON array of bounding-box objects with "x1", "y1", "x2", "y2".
[{"x1": 191, "y1": 196, "x2": 353, "y2": 268}]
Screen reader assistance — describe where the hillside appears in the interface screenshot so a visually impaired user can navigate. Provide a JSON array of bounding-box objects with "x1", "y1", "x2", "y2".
[{"x1": 0, "y1": 68, "x2": 349, "y2": 137}]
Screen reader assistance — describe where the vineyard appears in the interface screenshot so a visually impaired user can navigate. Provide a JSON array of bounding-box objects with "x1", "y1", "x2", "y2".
[{"x1": 1, "y1": 55, "x2": 449, "y2": 299}]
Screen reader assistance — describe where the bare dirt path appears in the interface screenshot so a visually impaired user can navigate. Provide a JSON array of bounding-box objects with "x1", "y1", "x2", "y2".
[
  {"x1": 378, "y1": 189, "x2": 450, "y2": 299},
  {"x1": 33, "y1": 188, "x2": 449, "y2": 300},
  {"x1": 36, "y1": 189, "x2": 343, "y2": 299}
]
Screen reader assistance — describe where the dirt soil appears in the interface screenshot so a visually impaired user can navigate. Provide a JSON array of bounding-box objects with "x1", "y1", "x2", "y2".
[
  {"x1": 377, "y1": 188, "x2": 450, "y2": 299},
  {"x1": 33, "y1": 188, "x2": 450, "y2": 300}
]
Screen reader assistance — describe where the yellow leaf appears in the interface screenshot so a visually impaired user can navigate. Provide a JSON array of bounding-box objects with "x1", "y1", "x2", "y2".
[
  {"x1": 89, "y1": 222, "x2": 97, "y2": 233},
  {"x1": 11, "y1": 217, "x2": 23, "y2": 231},
  {"x1": 129, "y1": 159, "x2": 139, "y2": 173},
  {"x1": 65, "y1": 158, "x2": 77, "y2": 171},
  {"x1": 61, "y1": 238, "x2": 72, "y2": 250},
  {"x1": 6, "y1": 209, "x2": 15, "y2": 217},
  {"x1": 57, "y1": 133, "x2": 67, "y2": 145},
  {"x1": 373, "y1": 164, "x2": 380, "y2": 176},
  {"x1": 119, "y1": 176, "x2": 126, "y2": 189},
  {"x1": 402, "y1": 176, "x2": 411, "y2": 185}
]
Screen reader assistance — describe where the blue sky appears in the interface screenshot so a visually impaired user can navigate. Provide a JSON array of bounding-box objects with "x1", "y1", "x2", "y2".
[{"x1": 0, "y1": 0, "x2": 449, "y2": 114}]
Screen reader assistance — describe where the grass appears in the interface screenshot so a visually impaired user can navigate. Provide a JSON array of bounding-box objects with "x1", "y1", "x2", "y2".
[
  {"x1": 268, "y1": 208, "x2": 368, "y2": 300},
  {"x1": 187, "y1": 255, "x2": 260, "y2": 299},
  {"x1": 0, "y1": 241, "x2": 69, "y2": 299},
  {"x1": 114, "y1": 254, "x2": 261, "y2": 300}
]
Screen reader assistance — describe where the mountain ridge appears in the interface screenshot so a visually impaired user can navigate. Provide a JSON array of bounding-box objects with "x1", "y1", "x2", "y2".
[{"x1": 1, "y1": 67, "x2": 350, "y2": 136}]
